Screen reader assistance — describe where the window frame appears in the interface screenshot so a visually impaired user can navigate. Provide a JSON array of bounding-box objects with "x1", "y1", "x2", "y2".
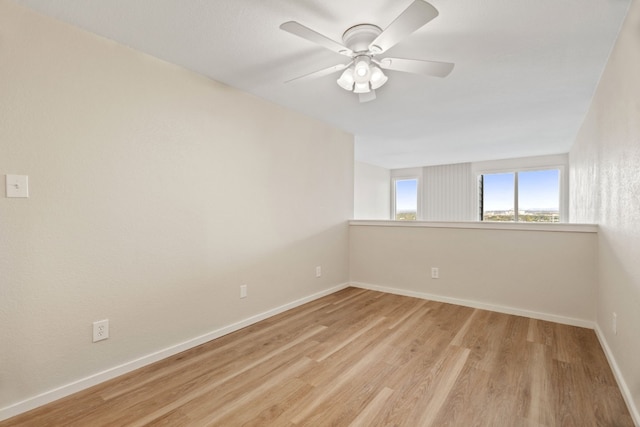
[
  {"x1": 390, "y1": 173, "x2": 422, "y2": 221},
  {"x1": 476, "y1": 164, "x2": 567, "y2": 223}
]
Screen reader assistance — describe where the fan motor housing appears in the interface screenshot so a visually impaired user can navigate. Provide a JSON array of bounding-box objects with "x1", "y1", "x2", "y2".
[{"x1": 342, "y1": 24, "x2": 382, "y2": 53}]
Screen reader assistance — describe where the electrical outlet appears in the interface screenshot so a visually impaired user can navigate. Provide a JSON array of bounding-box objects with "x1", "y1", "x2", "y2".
[
  {"x1": 315, "y1": 266, "x2": 322, "y2": 278},
  {"x1": 612, "y1": 312, "x2": 617, "y2": 335},
  {"x1": 431, "y1": 267, "x2": 439, "y2": 279},
  {"x1": 240, "y1": 284, "x2": 247, "y2": 299},
  {"x1": 92, "y1": 319, "x2": 109, "y2": 342}
]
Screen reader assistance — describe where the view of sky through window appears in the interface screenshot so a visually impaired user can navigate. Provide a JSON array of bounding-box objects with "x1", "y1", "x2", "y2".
[
  {"x1": 483, "y1": 170, "x2": 559, "y2": 211},
  {"x1": 518, "y1": 169, "x2": 560, "y2": 211},
  {"x1": 482, "y1": 169, "x2": 560, "y2": 222},
  {"x1": 395, "y1": 179, "x2": 417, "y2": 220},
  {"x1": 483, "y1": 172, "x2": 515, "y2": 211}
]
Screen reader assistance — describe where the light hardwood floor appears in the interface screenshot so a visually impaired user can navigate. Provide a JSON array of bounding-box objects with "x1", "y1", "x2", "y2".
[{"x1": 2, "y1": 288, "x2": 634, "y2": 426}]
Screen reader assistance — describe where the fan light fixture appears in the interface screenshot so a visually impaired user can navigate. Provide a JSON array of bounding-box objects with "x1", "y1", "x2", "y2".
[
  {"x1": 280, "y1": 1, "x2": 455, "y2": 103},
  {"x1": 337, "y1": 56, "x2": 388, "y2": 94}
]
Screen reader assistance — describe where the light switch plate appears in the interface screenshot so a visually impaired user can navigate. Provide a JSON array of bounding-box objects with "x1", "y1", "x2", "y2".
[{"x1": 6, "y1": 175, "x2": 29, "y2": 198}]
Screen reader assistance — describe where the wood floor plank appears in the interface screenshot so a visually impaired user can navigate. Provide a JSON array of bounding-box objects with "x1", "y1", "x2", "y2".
[
  {"x1": 430, "y1": 362, "x2": 494, "y2": 426},
  {"x1": 417, "y1": 346, "x2": 471, "y2": 426},
  {"x1": 126, "y1": 325, "x2": 327, "y2": 427},
  {"x1": 297, "y1": 361, "x2": 398, "y2": 426},
  {"x1": 289, "y1": 335, "x2": 400, "y2": 424},
  {"x1": 348, "y1": 386, "x2": 395, "y2": 427},
  {"x1": 187, "y1": 357, "x2": 314, "y2": 425},
  {"x1": 1, "y1": 289, "x2": 634, "y2": 427},
  {"x1": 523, "y1": 342, "x2": 556, "y2": 426}
]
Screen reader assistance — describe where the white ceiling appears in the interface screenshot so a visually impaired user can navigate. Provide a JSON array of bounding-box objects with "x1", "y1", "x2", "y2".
[{"x1": 14, "y1": 0, "x2": 630, "y2": 169}]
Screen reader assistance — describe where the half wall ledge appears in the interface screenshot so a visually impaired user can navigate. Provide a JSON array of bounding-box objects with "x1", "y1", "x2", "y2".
[{"x1": 349, "y1": 220, "x2": 598, "y2": 233}]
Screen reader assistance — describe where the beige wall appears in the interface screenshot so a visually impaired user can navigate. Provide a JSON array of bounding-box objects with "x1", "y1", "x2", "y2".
[
  {"x1": 350, "y1": 224, "x2": 597, "y2": 325},
  {"x1": 570, "y1": 0, "x2": 640, "y2": 420},
  {"x1": 0, "y1": 0, "x2": 353, "y2": 415}
]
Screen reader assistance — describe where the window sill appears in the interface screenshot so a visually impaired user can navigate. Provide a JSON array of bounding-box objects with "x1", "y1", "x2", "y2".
[{"x1": 348, "y1": 220, "x2": 598, "y2": 233}]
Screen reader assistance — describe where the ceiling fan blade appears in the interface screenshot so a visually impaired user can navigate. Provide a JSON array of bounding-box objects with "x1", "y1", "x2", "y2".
[
  {"x1": 280, "y1": 21, "x2": 353, "y2": 57},
  {"x1": 378, "y1": 57, "x2": 454, "y2": 77},
  {"x1": 369, "y1": 0, "x2": 439, "y2": 54},
  {"x1": 285, "y1": 62, "x2": 352, "y2": 83},
  {"x1": 359, "y1": 90, "x2": 377, "y2": 103}
]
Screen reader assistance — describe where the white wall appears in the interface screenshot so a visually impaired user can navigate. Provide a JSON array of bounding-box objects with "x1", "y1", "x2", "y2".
[
  {"x1": 353, "y1": 162, "x2": 390, "y2": 219},
  {"x1": 423, "y1": 163, "x2": 476, "y2": 221},
  {"x1": 350, "y1": 223, "x2": 597, "y2": 326},
  {"x1": 570, "y1": 0, "x2": 640, "y2": 421},
  {"x1": 0, "y1": 1, "x2": 353, "y2": 416}
]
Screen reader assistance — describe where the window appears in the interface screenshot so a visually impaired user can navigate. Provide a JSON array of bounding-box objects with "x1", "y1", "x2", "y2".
[
  {"x1": 481, "y1": 172, "x2": 516, "y2": 221},
  {"x1": 480, "y1": 169, "x2": 560, "y2": 222},
  {"x1": 393, "y1": 178, "x2": 418, "y2": 220}
]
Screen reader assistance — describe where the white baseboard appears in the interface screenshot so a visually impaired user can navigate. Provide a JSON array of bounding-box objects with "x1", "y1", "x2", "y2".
[
  {"x1": 0, "y1": 282, "x2": 350, "y2": 422},
  {"x1": 594, "y1": 324, "x2": 640, "y2": 426},
  {"x1": 349, "y1": 282, "x2": 595, "y2": 329}
]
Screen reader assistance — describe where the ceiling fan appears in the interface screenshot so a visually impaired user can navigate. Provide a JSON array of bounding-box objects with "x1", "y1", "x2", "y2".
[{"x1": 280, "y1": 0, "x2": 454, "y2": 103}]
